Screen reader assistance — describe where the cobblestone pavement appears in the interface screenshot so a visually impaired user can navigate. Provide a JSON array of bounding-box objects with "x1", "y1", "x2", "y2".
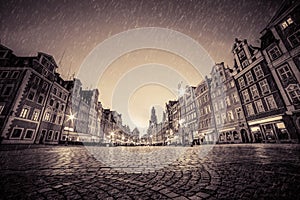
[{"x1": 0, "y1": 144, "x2": 300, "y2": 200}]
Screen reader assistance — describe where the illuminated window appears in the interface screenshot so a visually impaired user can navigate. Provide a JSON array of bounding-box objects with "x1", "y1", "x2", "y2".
[
  {"x1": 265, "y1": 95, "x2": 277, "y2": 110},
  {"x1": 250, "y1": 85, "x2": 259, "y2": 99},
  {"x1": 230, "y1": 80, "x2": 235, "y2": 88},
  {"x1": 277, "y1": 64, "x2": 293, "y2": 80},
  {"x1": 254, "y1": 100, "x2": 265, "y2": 113},
  {"x1": 245, "y1": 103, "x2": 255, "y2": 116},
  {"x1": 0, "y1": 104, "x2": 4, "y2": 114},
  {"x1": 225, "y1": 96, "x2": 231, "y2": 106},
  {"x1": 254, "y1": 65, "x2": 264, "y2": 79},
  {"x1": 287, "y1": 84, "x2": 300, "y2": 104},
  {"x1": 281, "y1": 17, "x2": 294, "y2": 30},
  {"x1": 238, "y1": 77, "x2": 246, "y2": 88},
  {"x1": 268, "y1": 46, "x2": 281, "y2": 60},
  {"x1": 246, "y1": 71, "x2": 254, "y2": 84},
  {"x1": 44, "y1": 112, "x2": 51, "y2": 121},
  {"x1": 242, "y1": 90, "x2": 250, "y2": 102},
  {"x1": 20, "y1": 107, "x2": 29, "y2": 118},
  {"x1": 32, "y1": 110, "x2": 40, "y2": 121},
  {"x1": 259, "y1": 79, "x2": 270, "y2": 94}
]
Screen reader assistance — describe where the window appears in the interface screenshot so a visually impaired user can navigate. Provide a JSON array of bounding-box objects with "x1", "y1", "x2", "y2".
[
  {"x1": 250, "y1": 85, "x2": 259, "y2": 99},
  {"x1": 236, "y1": 107, "x2": 242, "y2": 119},
  {"x1": 277, "y1": 64, "x2": 293, "y2": 80},
  {"x1": 55, "y1": 102, "x2": 60, "y2": 109},
  {"x1": 20, "y1": 107, "x2": 29, "y2": 118},
  {"x1": 61, "y1": 104, "x2": 65, "y2": 111},
  {"x1": 37, "y1": 95, "x2": 44, "y2": 104},
  {"x1": 255, "y1": 100, "x2": 265, "y2": 113},
  {"x1": 52, "y1": 114, "x2": 57, "y2": 123},
  {"x1": 227, "y1": 110, "x2": 234, "y2": 121},
  {"x1": 49, "y1": 99, "x2": 54, "y2": 106},
  {"x1": 44, "y1": 112, "x2": 51, "y2": 121},
  {"x1": 242, "y1": 60, "x2": 249, "y2": 68},
  {"x1": 32, "y1": 110, "x2": 40, "y2": 121},
  {"x1": 2, "y1": 85, "x2": 13, "y2": 96},
  {"x1": 265, "y1": 95, "x2": 277, "y2": 110},
  {"x1": 53, "y1": 88, "x2": 57, "y2": 95},
  {"x1": 216, "y1": 115, "x2": 221, "y2": 125},
  {"x1": 230, "y1": 80, "x2": 235, "y2": 88},
  {"x1": 59, "y1": 92, "x2": 62, "y2": 98},
  {"x1": 11, "y1": 71, "x2": 20, "y2": 79},
  {"x1": 238, "y1": 77, "x2": 246, "y2": 88},
  {"x1": 24, "y1": 129, "x2": 34, "y2": 139},
  {"x1": 0, "y1": 71, "x2": 9, "y2": 78},
  {"x1": 268, "y1": 46, "x2": 281, "y2": 60},
  {"x1": 254, "y1": 65, "x2": 264, "y2": 79},
  {"x1": 54, "y1": 131, "x2": 59, "y2": 140},
  {"x1": 11, "y1": 128, "x2": 23, "y2": 138},
  {"x1": 232, "y1": 92, "x2": 239, "y2": 103},
  {"x1": 225, "y1": 96, "x2": 231, "y2": 106},
  {"x1": 242, "y1": 90, "x2": 250, "y2": 102},
  {"x1": 0, "y1": 104, "x2": 4, "y2": 114},
  {"x1": 42, "y1": 82, "x2": 48, "y2": 90},
  {"x1": 33, "y1": 77, "x2": 40, "y2": 85},
  {"x1": 47, "y1": 130, "x2": 53, "y2": 140},
  {"x1": 27, "y1": 90, "x2": 35, "y2": 100},
  {"x1": 221, "y1": 113, "x2": 226, "y2": 123},
  {"x1": 288, "y1": 30, "x2": 300, "y2": 47},
  {"x1": 287, "y1": 84, "x2": 300, "y2": 104},
  {"x1": 246, "y1": 72, "x2": 254, "y2": 84},
  {"x1": 238, "y1": 50, "x2": 245, "y2": 59},
  {"x1": 281, "y1": 17, "x2": 294, "y2": 30},
  {"x1": 245, "y1": 103, "x2": 255, "y2": 116},
  {"x1": 259, "y1": 79, "x2": 270, "y2": 94}
]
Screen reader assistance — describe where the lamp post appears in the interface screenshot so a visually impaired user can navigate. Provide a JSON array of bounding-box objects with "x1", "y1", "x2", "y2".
[{"x1": 66, "y1": 113, "x2": 75, "y2": 145}]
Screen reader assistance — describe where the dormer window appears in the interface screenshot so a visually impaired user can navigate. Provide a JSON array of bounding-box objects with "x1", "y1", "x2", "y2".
[
  {"x1": 268, "y1": 46, "x2": 282, "y2": 60},
  {"x1": 281, "y1": 17, "x2": 294, "y2": 30}
]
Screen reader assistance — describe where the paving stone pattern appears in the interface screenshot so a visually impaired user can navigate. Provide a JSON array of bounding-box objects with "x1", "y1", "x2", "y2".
[{"x1": 0, "y1": 144, "x2": 299, "y2": 200}]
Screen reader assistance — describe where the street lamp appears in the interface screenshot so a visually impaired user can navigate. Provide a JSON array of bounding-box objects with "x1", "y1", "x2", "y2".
[
  {"x1": 110, "y1": 131, "x2": 114, "y2": 146},
  {"x1": 65, "y1": 113, "x2": 76, "y2": 145}
]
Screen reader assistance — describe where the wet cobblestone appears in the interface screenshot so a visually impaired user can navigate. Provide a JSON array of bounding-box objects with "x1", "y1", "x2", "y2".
[{"x1": 0, "y1": 144, "x2": 299, "y2": 199}]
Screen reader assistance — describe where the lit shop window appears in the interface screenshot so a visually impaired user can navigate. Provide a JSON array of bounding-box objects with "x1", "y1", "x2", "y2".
[
  {"x1": 44, "y1": 112, "x2": 51, "y2": 121},
  {"x1": 227, "y1": 110, "x2": 234, "y2": 121},
  {"x1": 232, "y1": 92, "x2": 239, "y2": 103},
  {"x1": 32, "y1": 110, "x2": 40, "y2": 121}
]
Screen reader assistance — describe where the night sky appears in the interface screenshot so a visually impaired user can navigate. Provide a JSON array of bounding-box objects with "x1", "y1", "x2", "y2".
[{"x1": 1, "y1": 0, "x2": 283, "y2": 130}]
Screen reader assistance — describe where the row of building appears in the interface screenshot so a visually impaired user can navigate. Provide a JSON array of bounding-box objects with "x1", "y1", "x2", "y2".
[
  {"x1": 146, "y1": 0, "x2": 300, "y2": 145},
  {"x1": 0, "y1": 45, "x2": 138, "y2": 145}
]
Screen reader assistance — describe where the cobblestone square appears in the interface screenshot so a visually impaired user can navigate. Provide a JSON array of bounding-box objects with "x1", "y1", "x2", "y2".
[{"x1": 1, "y1": 144, "x2": 300, "y2": 199}]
